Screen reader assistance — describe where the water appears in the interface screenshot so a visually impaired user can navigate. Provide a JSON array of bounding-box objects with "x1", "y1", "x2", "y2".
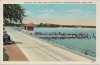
[{"x1": 33, "y1": 27, "x2": 96, "y2": 59}]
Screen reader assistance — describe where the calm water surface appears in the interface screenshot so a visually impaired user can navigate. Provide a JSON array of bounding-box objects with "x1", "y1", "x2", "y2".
[{"x1": 33, "y1": 27, "x2": 96, "y2": 58}]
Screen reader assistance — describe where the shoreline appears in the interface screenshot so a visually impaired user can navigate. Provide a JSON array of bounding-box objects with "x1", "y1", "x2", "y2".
[
  {"x1": 19, "y1": 27, "x2": 95, "y2": 61},
  {"x1": 15, "y1": 26, "x2": 96, "y2": 61},
  {"x1": 29, "y1": 35, "x2": 96, "y2": 61},
  {"x1": 5, "y1": 27, "x2": 95, "y2": 62},
  {"x1": 40, "y1": 38, "x2": 96, "y2": 61}
]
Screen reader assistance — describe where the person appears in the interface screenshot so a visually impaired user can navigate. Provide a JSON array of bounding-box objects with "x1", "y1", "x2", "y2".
[{"x1": 3, "y1": 31, "x2": 12, "y2": 44}]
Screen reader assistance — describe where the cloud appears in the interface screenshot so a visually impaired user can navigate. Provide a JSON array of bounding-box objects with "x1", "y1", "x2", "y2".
[
  {"x1": 24, "y1": 10, "x2": 34, "y2": 17},
  {"x1": 39, "y1": 9, "x2": 55, "y2": 13},
  {"x1": 24, "y1": 8, "x2": 95, "y2": 22},
  {"x1": 66, "y1": 9, "x2": 81, "y2": 14},
  {"x1": 65, "y1": 9, "x2": 95, "y2": 18},
  {"x1": 36, "y1": 13, "x2": 51, "y2": 22}
]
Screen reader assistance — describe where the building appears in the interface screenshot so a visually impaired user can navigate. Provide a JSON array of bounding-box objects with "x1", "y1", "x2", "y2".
[{"x1": 24, "y1": 23, "x2": 35, "y2": 31}]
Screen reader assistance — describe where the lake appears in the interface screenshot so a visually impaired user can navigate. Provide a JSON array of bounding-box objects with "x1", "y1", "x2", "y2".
[{"x1": 33, "y1": 27, "x2": 96, "y2": 59}]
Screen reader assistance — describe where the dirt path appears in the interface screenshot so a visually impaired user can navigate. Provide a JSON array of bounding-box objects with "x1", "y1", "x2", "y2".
[{"x1": 4, "y1": 44, "x2": 28, "y2": 61}]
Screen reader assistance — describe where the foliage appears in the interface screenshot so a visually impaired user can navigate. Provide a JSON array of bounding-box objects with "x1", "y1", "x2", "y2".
[{"x1": 3, "y1": 4, "x2": 25, "y2": 26}]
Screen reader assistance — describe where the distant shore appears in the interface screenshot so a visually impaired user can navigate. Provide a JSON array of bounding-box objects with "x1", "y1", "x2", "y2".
[
  {"x1": 35, "y1": 23, "x2": 96, "y2": 28},
  {"x1": 4, "y1": 23, "x2": 96, "y2": 28}
]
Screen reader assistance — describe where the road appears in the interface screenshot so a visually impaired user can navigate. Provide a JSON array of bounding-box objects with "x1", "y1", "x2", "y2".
[{"x1": 5, "y1": 27, "x2": 93, "y2": 62}]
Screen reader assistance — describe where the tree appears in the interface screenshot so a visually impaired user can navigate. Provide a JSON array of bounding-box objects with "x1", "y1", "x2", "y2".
[{"x1": 3, "y1": 4, "x2": 25, "y2": 26}]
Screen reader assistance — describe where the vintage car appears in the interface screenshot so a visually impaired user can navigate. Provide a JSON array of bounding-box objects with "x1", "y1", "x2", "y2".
[{"x1": 3, "y1": 30, "x2": 12, "y2": 45}]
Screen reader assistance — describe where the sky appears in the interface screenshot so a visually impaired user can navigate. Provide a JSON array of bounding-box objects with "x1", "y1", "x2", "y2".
[{"x1": 21, "y1": 4, "x2": 96, "y2": 26}]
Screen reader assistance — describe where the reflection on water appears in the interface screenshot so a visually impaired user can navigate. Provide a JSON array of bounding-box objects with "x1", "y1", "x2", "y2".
[{"x1": 33, "y1": 27, "x2": 96, "y2": 59}]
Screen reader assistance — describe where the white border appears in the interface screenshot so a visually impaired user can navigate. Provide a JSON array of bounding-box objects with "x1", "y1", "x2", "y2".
[{"x1": 0, "y1": 0, "x2": 99, "y2": 65}]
